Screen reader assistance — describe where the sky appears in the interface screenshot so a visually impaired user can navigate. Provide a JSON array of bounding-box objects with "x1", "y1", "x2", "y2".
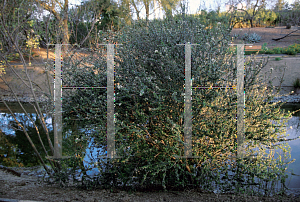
[
  {"x1": 69, "y1": 0, "x2": 298, "y2": 20},
  {"x1": 69, "y1": 0, "x2": 226, "y2": 19}
]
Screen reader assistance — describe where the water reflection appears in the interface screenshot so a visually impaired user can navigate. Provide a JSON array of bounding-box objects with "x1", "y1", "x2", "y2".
[
  {"x1": 280, "y1": 105, "x2": 300, "y2": 188},
  {"x1": 0, "y1": 102, "x2": 299, "y2": 188}
]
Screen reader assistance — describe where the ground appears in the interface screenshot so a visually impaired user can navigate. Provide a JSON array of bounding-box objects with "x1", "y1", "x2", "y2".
[
  {"x1": 1, "y1": 26, "x2": 299, "y2": 97},
  {"x1": 230, "y1": 26, "x2": 300, "y2": 49},
  {"x1": 1, "y1": 168, "x2": 300, "y2": 202},
  {"x1": 1, "y1": 26, "x2": 300, "y2": 201}
]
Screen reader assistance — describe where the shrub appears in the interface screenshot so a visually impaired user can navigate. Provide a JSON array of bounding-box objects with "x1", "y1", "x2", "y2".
[
  {"x1": 60, "y1": 14, "x2": 294, "y2": 196},
  {"x1": 285, "y1": 46, "x2": 297, "y2": 55},
  {"x1": 258, "y1": 44, "x2": 300, "y2": 55},
  {"x1": 294, "y1": 78, "x2": 300, "y2": 88},
  {"x1": 264, "y1": 49, "x2": 275, "y2": 54},
  {"x1": 275, "y1": 57, "x2": 282, "y2": 61},
  {"x1": 273, "y1": 47, "x2": 282, "y2": 54},
  {"x1": 0, "y1": 130, "x2": 24, "y2": 167}
]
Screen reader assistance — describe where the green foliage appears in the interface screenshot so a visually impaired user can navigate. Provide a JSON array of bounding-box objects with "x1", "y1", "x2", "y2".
[
  {"x1": 293, "y1": 78, "x2": 300, "y2": 88},
  {"x1": 283, "y1": 44, "x2": 300, "y2": 55},
  {"x1": 264, "y1": 49, "x2": 275, "y2": 54},
  {"x1": 275, "y1": 57, "x2": 282, "y2": 61},
  {"x1": 0, "y1": 60, "x2": 6, "y2": 76},
  {"x1": 274, "y1": 0, "x2": 285, "y2": 11},
  {"x1": 272, "y1": 47, "x2": 282, "y2": 54},
  {"x1": 59, "y1": 14, "x2": 293, "y2": 196},
  {"x1": 256, "y1": 10, "x2": 278, "y2": 26},
  {"x1": 0, "y1": 0, "x2": 36, "y2": 59},
  {"x1": 261, "y1": 43, "x2": 268, "y2": 51},
  {"x1": 277, "y1": 44, "x2": 300, "y2": 55},
  {"x1": 191, "y1": 10, "x2": 231, "y2": 27},
  {"x1": 68, "y1": 0, "x2": 131, "y2": 48},
  {"x1": 231, "y1": 8, "x2": 278, "y2": 28},
  {"x1": 275, "y1": 2, "x2": 300, "y2": 26},
  {"x1": 246, "y1": 43, "x2": 300, "y2": 55},
  {"x1": 0, "y1": 129, "x2": 24, "y2": 167}
]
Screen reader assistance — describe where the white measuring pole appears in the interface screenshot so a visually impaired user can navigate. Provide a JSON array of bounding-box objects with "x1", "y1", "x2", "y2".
[
  {"x1": 107, "y1": 44, "x2": 116, "y2": 158},
  {"x1": 236, "y1": 44, "x2": 245, "y2": 159},
  {"x1": 184, "y1": 42, "x2": 192, "y2": 158},
  {"x1": 54, "y1": 44, "x2": 63, "y2": 159}
]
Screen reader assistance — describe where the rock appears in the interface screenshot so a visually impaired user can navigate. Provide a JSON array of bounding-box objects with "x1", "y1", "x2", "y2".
[
  {"x1": 28, "y1": 172, "x2": 36, "y2": 176},
  {"x1": 22, "y1": 170, "x2": 31, "y2": 175}
]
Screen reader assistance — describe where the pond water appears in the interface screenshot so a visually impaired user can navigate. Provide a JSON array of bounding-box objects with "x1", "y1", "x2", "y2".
[{"x1": 0, "y1": 102, "x2": 299, "y2": 189}]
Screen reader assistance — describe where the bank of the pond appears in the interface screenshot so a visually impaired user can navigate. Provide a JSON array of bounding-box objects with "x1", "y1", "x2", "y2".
[
  {"x1": 0, "y1": 95, "x2": 49, "y2": 103},
  {"x1": 1, "y1": 165, "x2": 300, "y2": 202},
  {"x1": 268, "y1": 94, "x2": 300, "y2": 103}
]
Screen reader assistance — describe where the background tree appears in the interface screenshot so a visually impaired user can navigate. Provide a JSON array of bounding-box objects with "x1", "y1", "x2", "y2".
[
  {"x1": 159, "y1": 0, "x2": 182, "y2": 19},
  {"x1": 275, "y1": 0, "x2": 300, "y2": 27},
  {"x1": 214, "y1": 0, "x2": 224, "y2": 13},
  {"x1": 34, "y1": 0, "x2": 70, "y2": 52},
  {"x1": 128, "y1": 0, "x2": 182, "y2": 21},
  {"x1": 273, "y1": 0, "x2": 286, "y2": 11},
  {"x1": 33, "y1": 0, "x2": 132, "y2": 49},
  {"x1": 230, "y1": 0, "x2": 268, "y2": 27},
  {"x1": 68, "y1": 0, "x2": 128, "y2": 48},
  {"x1": 0, "y1": 0, "x2": 35, "y2": 59}
]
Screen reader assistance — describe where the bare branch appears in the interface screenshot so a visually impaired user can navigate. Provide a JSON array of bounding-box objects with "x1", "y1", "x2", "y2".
[
  {"x1": 0, "y1": 94, "x2": 51, "y2": 175},
  {"x1": 53, "y1": 0, "x2": 63, "y2": 10},
  {"x1": 79, "y1": 13, "x2": 100, "y2": 46},
  {"x1": 34, "y1": 0, "x2": 61, "y2": 21},
  {"x1": 0, "y1": 11, "x2": 55, "y2": 157},
  {"x1": 0, "y1": 74, "x2": 53, "y2": 158}
]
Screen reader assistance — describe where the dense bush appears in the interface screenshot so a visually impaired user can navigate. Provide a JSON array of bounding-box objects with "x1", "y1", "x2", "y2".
[
  {"x1": 59, "y1": 13, "x2": 294, "y2": 196},
  {"x1": 0, "y1": 129, "x2": 23, "y2": 167}
]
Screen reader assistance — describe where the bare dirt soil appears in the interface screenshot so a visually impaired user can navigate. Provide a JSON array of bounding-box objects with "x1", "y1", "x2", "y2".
[
  {"x1": 230, "y1": 26, "x2": 300, "y2": 49},
  {"x1": 1, "y1": 168, "x2": 300, "y2": 202}
]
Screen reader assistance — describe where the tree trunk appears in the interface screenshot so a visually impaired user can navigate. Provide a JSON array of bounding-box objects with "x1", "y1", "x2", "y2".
[
  {"x1": 131, "y1": 1, "x2": 140, "y2": 21},
  {"x1": 250, "y1": 18, "x2": 254, "y2": 28},
  {"x1": 62, "y1": 0, "x2": 69, "y2": 54},
  {"x1": 145, "y1": 1, "x2": 150, "y2": 21}
]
